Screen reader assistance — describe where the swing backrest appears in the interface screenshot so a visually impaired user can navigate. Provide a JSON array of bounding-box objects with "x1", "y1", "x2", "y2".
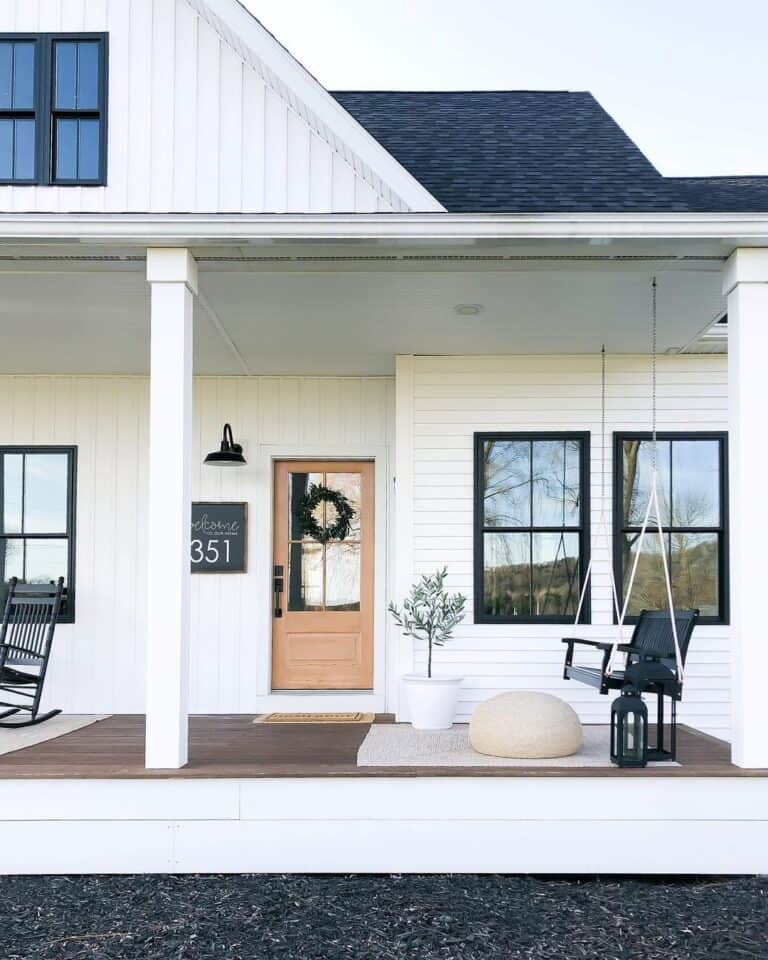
[{"x1": 628, "y1": 609, "x2": 699, "y2": 668}]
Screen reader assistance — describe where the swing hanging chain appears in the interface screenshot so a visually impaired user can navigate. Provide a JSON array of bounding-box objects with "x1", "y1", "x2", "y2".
[{"x1": 651, "y1": 277, "x2": 658, "y2": 472}]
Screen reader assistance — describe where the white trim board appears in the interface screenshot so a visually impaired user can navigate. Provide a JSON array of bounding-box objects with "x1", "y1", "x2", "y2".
[
  {"x1": 2, "y1": 777, "x2": 768, "y2": 874},
  {"x1": 0, "y1": 212, "x2": 766, "y2": 244},
  {"x1": 253, "y1": 443, "x2": 390, "y2": 712}
]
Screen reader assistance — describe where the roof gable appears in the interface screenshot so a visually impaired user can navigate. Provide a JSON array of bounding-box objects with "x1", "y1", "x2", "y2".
[{"x1": 190, "y1": 0, "x2": 444, "y2": 212}]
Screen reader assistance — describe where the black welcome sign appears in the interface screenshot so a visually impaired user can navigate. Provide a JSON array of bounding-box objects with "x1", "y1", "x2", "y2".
[{"x1": 191, "y1": 502, "x2": 247, "y2": 573}]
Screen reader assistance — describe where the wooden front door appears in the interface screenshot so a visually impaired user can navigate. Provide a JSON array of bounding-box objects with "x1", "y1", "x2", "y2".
[{"x1": 272, "y1": 460, "x2": 374, "y2": 690}]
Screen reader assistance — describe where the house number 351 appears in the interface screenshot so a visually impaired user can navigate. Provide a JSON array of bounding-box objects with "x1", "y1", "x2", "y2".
[{"x1": 191, "y1": 539, "x2": 231, "y2": 565}]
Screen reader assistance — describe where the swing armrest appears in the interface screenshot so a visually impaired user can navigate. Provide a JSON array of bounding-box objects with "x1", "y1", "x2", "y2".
[
  {"x1": 561, "y1": 638, "x2": 631, "y2": 651},
  {"x1": 562, "y1": 638, "x2": 631, "y2": 672}
]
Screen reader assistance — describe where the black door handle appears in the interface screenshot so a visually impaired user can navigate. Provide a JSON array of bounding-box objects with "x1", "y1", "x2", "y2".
[{"x1": 274, "y1": 565, "x2": 284, "y2": 618}]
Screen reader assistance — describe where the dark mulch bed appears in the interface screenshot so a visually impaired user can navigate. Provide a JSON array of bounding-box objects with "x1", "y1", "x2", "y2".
[{"x1": 0, "y1": 875, "x2": 766, "y2": 960}]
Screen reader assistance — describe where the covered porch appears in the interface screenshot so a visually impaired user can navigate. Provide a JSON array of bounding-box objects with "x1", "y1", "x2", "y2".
[{"x1": 0, "y1": 215, "x2": 767, "y2": 789}]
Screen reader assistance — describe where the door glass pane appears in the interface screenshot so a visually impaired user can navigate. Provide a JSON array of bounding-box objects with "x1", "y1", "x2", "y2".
[
  {"x1": 671, "y1": 532, "x2": 718, "y2": 616},
  {"x1": 483, "y1": 532, "x2": 530, "y2": 617},
  {"x1": 55, "y1": 41, "x2": 77, "y2": 109},
  {"x1": 0, "y1": 119, "x2": 13, "y2": 179},
  {"x1": 324, "y1": 472, "x2": 361, "y2": 539},
  {"x1": 13, "y1": 118, "x2": 35, "y2": 180},
  {"x1": 12, "y1": 42, "x2": 34, "y2": 109},
  {"x1": 532, "y1": 440, "x2": 580, "y2": 526},
  {"x1": 55, "y1": 118, "x2": 78, "y2": 180},
  {"x1": 623, "y1": 440, "x2": 671, "y2": 527},
  {"x1": 288, "y1": 471, "x2": 323, "y2": 540},
  {"x1": 672, "y1": 440, "x2": 720, "y2": 527},
  {"x1": 325, "y1": 542, "x2": 360, "y2": 610},
  {"x1": 621, "y1": 531, "x2": 669, "y2": 617},
  {"x1": 532, "y1": 532, "x2": 580, "y2": 617},
  {"x1": 76, "y1": 42, "x2": 100, "y2": 109},
  {"x1": 482, "y1": 440, "x2": 530, "y2": 527},
  {"x1": 287, "y1": 541, "x2": 322, "y2": 612},
  {"x1": 2, "y1": 454, "x2": 23, "y2": 533},
  {"x1": 24, "y1": 538, "x2": 68, "y2": 584},
  {"x1": 24, "y1": 454, "x2": 69, "y2": 534}
]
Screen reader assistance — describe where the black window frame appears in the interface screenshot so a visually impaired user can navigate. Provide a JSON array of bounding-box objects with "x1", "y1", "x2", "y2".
[
  {"x1": 0, "y1": 32, "x2": 108, "y2": 187},
  {"x1": 0, "y1": 445, "x2": 78, "y2": 623},
  {"x1": 612, "y1": 431, "x2": 729, "y2": 626},
  {"x1": 474, "y1": 431, "x2": 591, "y2": 625}
]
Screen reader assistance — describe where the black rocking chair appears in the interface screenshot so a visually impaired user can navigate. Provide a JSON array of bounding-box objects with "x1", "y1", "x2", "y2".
[
  {"x1": 0, "y1": 577, "x2": 66, "y2": 728},
  {"x1": 562, "y1": 609, "x2": 699, "y2": 761}
]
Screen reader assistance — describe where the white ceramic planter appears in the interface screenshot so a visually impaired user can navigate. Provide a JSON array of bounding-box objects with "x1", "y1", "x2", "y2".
[{"x1": 403, "y1": 675, "x2": 463, "y2": 730}]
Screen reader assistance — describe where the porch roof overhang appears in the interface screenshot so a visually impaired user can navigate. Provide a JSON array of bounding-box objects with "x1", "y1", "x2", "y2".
[
  {"x1": 0, "y1": 212, "x2": 763, "y2": 376},
  {"x1": 0, "y1": 211, "x2": 766, "y2": 247}
]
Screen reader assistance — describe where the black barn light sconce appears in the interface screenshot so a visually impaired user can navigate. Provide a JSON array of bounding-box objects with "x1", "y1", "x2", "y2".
[{"x1": 204, "y1": 423, "x2": 246, "y2": 467}]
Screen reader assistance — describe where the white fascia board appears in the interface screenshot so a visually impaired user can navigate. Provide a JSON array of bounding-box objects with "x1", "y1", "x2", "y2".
[
  {"x1": 0, "y1": 212, "x2": 766, "y2": 244},
  {"x1": 188, "y1": 0, "x2": 445, "y2": 213}
]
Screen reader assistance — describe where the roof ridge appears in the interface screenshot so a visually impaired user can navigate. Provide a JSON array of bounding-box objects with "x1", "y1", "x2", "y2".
[{"x1": 331, "y1": 89, "x2": 591, "y2": 95}]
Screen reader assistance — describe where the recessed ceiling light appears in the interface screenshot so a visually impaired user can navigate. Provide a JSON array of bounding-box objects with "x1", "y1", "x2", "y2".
[{"x1": 454, "y1": 304, "x2": 484, "y2": 316}]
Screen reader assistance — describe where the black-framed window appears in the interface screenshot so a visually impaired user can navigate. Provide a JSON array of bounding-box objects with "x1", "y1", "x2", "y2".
[
  {"x1": 0, "y1": 447, "x2": 77, "y2": 622},
  {"x1": 474, "y1": 433, "x2": 590, "y2": 623},
  {"x1": 0, "y1": 33, "x2": 107, "y2": 186},
  {"x1": 613, "y1": 432, "x2": 728, "y2": 625}
]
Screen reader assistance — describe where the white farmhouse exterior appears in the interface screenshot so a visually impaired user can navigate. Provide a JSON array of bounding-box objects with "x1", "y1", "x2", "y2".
[{"x1": 0, "y1": 0, "x2": 768, "y2": 874}]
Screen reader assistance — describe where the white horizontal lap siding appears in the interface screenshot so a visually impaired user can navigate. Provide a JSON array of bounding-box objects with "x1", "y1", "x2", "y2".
[
  {"x1": 0, "y1": 375, "x2": 394, "y2": 713},
  {"x1": 0, "y1": 0, "x2": 399, "y2": 214},
  {"x1": 408, "y1": 355, "x2": 730, "y2": 736}
]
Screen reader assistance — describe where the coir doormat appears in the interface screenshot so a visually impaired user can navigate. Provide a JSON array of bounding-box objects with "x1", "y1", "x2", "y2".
[{"x1": 256, "y1": 712, "x2": 375, "y2": 724}]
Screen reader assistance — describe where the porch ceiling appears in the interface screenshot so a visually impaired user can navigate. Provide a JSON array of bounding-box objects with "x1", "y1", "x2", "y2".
[{"x1": 0, "y1": 242, "x2": 726, "y2": 375}]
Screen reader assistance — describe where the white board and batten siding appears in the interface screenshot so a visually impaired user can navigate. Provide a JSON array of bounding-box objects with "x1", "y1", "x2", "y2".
[
  {"x1": 0, "y1": 0, "x2": 401, "y2": 214},
  {"x1": 0, "y1": 374, "x2": 395, "y2": 714},
  {"x1": 399, "y1": 354, "x2": 730, "y2": 737}
]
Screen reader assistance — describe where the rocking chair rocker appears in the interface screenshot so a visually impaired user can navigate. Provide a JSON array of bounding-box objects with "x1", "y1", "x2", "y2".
[{"x1": 0, "y1": 577, "x2": 66, "y2": 728}]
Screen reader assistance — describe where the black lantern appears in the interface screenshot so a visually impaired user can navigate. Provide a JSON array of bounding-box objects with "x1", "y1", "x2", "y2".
[
  {"x1": 204, "y1": 423, "x2": 246, "y2": 467},
  {"x1": 610, "y1": 685, "x2": 648, "y2": 768}
]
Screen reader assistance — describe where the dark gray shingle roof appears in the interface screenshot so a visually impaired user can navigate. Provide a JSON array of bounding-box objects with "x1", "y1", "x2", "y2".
[{"x1": 331, "y1": 90, "x2": 768, "y2": 213}]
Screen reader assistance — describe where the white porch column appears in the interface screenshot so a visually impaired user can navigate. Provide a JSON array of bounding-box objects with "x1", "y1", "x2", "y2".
[
  {"x1": 723, "y1": 248, "x2": 768, "y2": 768},
  {"x1": 145, "y1": 249, "x2": 197, "y2": 769}
]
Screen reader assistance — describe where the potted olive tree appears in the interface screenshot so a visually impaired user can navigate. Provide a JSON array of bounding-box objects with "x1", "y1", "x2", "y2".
[{"x1": 389, "y1": 568, "x2": 467, "y2": 730}]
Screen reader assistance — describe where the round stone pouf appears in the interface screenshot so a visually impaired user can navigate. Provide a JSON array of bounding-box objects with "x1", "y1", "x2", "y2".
[{"x1": 469, "y1": 692, "x2": 582, "y2": 759}]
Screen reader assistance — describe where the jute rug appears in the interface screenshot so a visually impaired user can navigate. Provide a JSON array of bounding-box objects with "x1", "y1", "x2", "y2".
[
  {"x1": 357, "y1": 724, "x2": 679, "y2": 768},
  {"x1": 0, "y1": 714, "x2": 109, "y2": 757},
  {"x1": 256, "y1": 712, "x2": 375, "y2": 724}
]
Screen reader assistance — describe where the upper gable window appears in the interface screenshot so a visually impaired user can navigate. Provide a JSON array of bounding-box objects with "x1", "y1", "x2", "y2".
[{"x1": 0, "y1": 34, "x2": 107, "y2": 186}]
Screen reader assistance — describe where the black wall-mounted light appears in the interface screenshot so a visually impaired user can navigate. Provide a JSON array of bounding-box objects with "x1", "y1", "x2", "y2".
[{"x1": 204, "y1": 423, "x2": 246, "y2": 467}]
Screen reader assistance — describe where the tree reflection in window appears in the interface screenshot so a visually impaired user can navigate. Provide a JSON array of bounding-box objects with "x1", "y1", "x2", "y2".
[
  {"x1": 617, "y1": 435, "x2": 726, "y2": 622},
  {"x1": 476, "y1": 434, "x2": 588, "y2": 622}
]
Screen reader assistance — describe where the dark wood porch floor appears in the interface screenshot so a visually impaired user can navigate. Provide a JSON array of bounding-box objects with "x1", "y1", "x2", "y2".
[{"x1": 0, "y1": 715, "x2": 760, "y2": 779}]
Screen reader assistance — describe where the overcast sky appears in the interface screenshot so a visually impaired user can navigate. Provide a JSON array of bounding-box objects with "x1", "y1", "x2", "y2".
[{"x1": 242, "y1": 0, "x2": 767, "y2": 177}]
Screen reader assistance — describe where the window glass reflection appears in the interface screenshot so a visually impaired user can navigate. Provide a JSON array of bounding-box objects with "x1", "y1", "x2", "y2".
[
  {"x1": 482, "y1": 440, "x2": 530, "y2": 527},
  {"x1": 532, "y1": 532, "x2": 580, "y2": 617},
  {"x1": 24, "y1": 454, "x2": 69, "y2": 534},
  {"x1": 623, "y1": 440, "x2": 671, "y2": 526},
  {"x1": 2, "y1": 454, "x2": 23, "y2": 534},
  {"x1": 532, "y1": 440, "x2": 580, "y2": 527},
  {"x1": 672, "y1": 441, "x2": 719, "y2": 527},
  {"x1": 483, "y1": 532, "x2": 531, "y2": 617}
]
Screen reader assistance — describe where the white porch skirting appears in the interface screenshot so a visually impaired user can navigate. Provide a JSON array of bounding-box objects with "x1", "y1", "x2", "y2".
[{"x1": 1, "y1": 777, "x2": 768, "y2": 874}]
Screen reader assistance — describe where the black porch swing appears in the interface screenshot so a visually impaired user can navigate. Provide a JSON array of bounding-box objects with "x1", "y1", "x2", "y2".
[{"x1": 561, "y1": 281, "x2": 699, "y2": 761}]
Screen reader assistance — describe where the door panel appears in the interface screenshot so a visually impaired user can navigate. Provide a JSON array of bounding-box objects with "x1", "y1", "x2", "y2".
[{"x1": 272, "y1": 460, "x2": 374, "y2": 690}]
